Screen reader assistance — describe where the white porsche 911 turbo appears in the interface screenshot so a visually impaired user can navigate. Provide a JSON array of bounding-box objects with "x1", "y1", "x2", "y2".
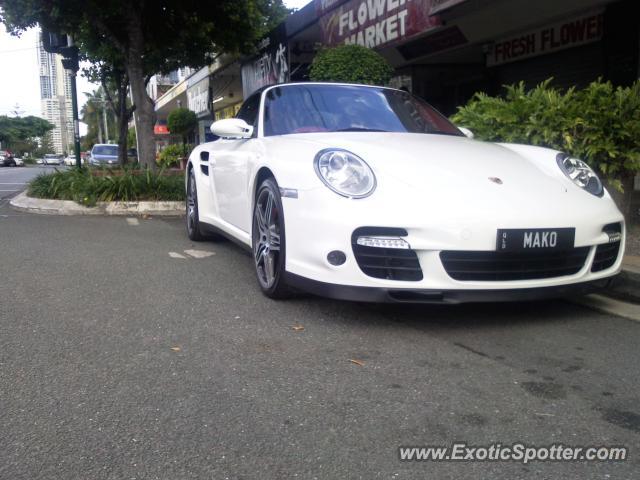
[{"x1": 185, "y1": 82, "x2": 624, "y2": 303}]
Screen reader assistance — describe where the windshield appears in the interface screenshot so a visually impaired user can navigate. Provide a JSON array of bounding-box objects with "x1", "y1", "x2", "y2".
[
  {"x1": 263, "y1": 84, "x2": 463, "y2": 137},
  {"x1": 93, "y1": 145, "x2": 118, "y2": 156}
]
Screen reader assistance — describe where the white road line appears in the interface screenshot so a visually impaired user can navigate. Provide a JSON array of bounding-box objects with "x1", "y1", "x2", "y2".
[
  {"x1": 169, "y1": 252, "x2": 187, "y2": 259},
  {"x1": 184, "y1": 249, "x2": 216, "y2": 258},
  {"x1": 126, "y1": 217, "x2": 140, "y2": 226}
]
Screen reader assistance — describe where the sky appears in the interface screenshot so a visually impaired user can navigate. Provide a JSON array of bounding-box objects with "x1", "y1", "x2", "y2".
[{"x1": 0, "y1": 0, "x2": 311, "y2": 124}]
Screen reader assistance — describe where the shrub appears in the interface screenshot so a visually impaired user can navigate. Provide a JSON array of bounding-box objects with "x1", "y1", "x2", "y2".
[
  {"x1": 452, "y1": 79, "x2": 640, "y2": 217},
  {"x1": 28, "y1": 167, "x2": 184, "y2": 206},
  {"x1": 309, "y1": 44, "x2": 394, "y2": 85},
  {"x1": 168, "y1": 108, "x2": 197, "y2": 153},
  {"x1": 158, "y1": 143, "x2": 193, "y2": 169}
]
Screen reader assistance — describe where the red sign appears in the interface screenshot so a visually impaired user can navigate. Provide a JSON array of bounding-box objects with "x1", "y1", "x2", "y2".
[
  {"x1": 487, "y1": 11, "x2": 604, "y2": 67},
  {"x1": 154, "y1": 123, "x2": 169, "y2": 135},
  {"x1": 319, "y1": 0, "x2": 441, "y2": 49}
]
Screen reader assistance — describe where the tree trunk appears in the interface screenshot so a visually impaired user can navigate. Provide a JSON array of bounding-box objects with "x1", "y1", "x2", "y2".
[
  {"x1": 125, "y1": 16, "x2": 156, "y2": 171},
  {"x1": 118, "y1": 109, "x2": 129, "y2": 166},
  {"x1": 620, "y1": 174, "x2": 636, "y2": 225},
  {"x1": 117, "y1": 78, "x2": 129, "y2": 166}
]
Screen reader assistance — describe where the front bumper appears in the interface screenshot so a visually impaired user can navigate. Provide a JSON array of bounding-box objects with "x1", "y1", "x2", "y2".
[
  {"x1": 285, "y1": 272, "x2": 613, "y2": 303},
  {"x1": 280, "y1": 185, "x2": 625, "y2": 301},
  {"x1": 91, "y1": 161, "x2": 119, "y2": 167}
]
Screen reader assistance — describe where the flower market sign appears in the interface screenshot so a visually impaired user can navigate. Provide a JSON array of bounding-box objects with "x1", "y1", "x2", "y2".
[
  {"x1": 319, "y1": 0, "x2": 441, "y2": 49},
  {"x1": 487, "y1": 10, "x2": 604, "y2": 67}
]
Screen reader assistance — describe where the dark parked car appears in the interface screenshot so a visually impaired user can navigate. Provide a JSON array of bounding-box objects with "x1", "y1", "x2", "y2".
[{"x1": 0, "y1": 150, "x2": 16, "y2": 167}]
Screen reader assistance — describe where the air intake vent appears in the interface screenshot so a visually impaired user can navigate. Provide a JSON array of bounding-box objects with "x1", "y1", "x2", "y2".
[
  {"x1": 351, "y1": 227, "x2": 423, "y2": 281},
  {"x1": 592, "y1": 222, "x2": 622, "y2": 272},
  {"x1": 440, "y1": 248, "x2": 590, "y2": 281}
]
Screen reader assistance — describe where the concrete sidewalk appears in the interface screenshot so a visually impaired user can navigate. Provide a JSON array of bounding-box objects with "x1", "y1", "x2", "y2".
[
  {"x1": 623, "y1": 254, "x2": 640, "y2": 274},
  {"x1": 9, "y1": 190, "x2": 183, "y2": 216}
]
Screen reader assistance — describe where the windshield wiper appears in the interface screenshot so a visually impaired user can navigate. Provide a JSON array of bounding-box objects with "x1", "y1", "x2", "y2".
[{"x1": 333, "y1": 127, "x2": 389, "y2": 132}]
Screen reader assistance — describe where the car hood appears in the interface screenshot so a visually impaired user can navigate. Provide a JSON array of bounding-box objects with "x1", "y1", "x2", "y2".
[
  {"x1": 287, "y1": 132, "x2": 567, "y2": 196},
  {"x1": 271, "y1": 132, "x2": 618, "y2": 224},
  {"x1": 92, "y1": 154, "x2": 118, "y2": 161}
]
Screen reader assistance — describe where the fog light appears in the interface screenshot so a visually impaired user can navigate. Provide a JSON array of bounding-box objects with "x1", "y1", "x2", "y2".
[
  {"x1": 327, "y1": 250, "x2": 347, "y2": 266},
  {"x1": 606, "y1": 231, "x2": 622, "y2": 243},
  {"x1": 356, "y1": 236, "x2": 410, "y2": 249}
]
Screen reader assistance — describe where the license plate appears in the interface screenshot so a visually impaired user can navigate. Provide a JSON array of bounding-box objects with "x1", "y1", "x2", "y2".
[{"x1": 496, "y1": 228, "x2": 575, "y2": 252}]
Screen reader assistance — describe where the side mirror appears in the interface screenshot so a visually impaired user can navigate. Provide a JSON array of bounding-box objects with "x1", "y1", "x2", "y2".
[
  {"x1": 210, "y1": 118, "x2": 254, "y2": 139},
  {"x1": 459, "y1": 127, "x2": 474, "y2": 139}
]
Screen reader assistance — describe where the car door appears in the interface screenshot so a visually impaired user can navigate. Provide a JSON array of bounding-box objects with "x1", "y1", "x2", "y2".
[{"x1": 211, "y1": 92, "x2": 262, "y2": 233}]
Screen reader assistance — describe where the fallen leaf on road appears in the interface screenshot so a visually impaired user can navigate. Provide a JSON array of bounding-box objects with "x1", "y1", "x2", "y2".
[
  {"x1": 142, "y1": 214, "x2": 151, "y2": 219},
  {"x1": 292, "y1": 325, "x2": 304, "y2": 331},
  {"x1": 349, "y1": 359, "x2": 365, "y2": 367},
  {"x1": 170, "y1": 347, "x2": 181, "y2": 352}
]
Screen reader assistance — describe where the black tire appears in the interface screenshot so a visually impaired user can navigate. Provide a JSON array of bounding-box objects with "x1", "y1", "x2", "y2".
[
  {"x1": 252, "y1": 177, "x2": 291, "y2": 299},
  {"x1": 186, "y1": 168, "x2": 206, "y2": 241}
]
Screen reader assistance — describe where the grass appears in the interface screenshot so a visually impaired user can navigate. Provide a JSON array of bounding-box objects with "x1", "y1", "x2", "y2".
[{"x1": 28, "y1": 167, "x2": 184, "y2": 206}]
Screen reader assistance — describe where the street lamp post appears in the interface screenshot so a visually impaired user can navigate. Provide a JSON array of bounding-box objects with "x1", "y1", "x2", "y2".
[
  {"x1": 102, "y1": 95, "x2": 109, "y2": 143},
  {"x1": 42, "y1": 29, "x2": 82, "y2": 169},
  {"x1": 61, "y1": 39, "x2": 82, "y2": 169}
]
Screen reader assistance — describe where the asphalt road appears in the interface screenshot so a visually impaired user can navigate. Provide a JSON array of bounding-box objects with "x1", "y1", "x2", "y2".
[
  {"x1": 1, "y1": 199, "x2": 639, "y2": 479},
  {"x1": 0, "y1": 165, "x2": 62, "y2": 200}
]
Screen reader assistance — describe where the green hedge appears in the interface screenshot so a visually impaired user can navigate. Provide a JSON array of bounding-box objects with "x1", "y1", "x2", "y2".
[
  {"x1": 28, "y1": 168, "x2": 184, "y2": 206},
  {"x1": 158, "y1": 144, "x2": 193, "y2": 169},
  {"x1": 309, "y1": 44, "x2": 394, "y2": 85}
]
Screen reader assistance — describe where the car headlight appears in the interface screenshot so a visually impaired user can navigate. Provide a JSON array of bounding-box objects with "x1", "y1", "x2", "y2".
[
  {"x1": 314, "y1": 149, "x2": 376, "y2": 198},
  {"x1": 556, "y1": 153, "x2": 603, "y2": 197}
]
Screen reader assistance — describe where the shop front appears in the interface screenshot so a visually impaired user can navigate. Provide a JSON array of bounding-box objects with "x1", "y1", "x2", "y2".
[
  {"x1": 186, "y1": 67, "x2": 215, "y2": 145},
  {"x1": 241, "y1": 24, "x2": 290, "y2": 98},
  {"x1": 210, "y1": 60, "x2": 243, "y2": 123},
  {"x1": 283, "y1": 0, "x2": 639, "y2": 115}
]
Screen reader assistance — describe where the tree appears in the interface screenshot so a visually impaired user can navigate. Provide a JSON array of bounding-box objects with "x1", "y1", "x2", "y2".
[
  {"x1": 34, "y1": 131, "x2": 55, "y2": 158},
  {"x1": 80, "y1": 40, "x2": 134, "y2": 165},
  {"x1": 167, "y1": 108, "x2": 197, "y2": 156},
  {"x1": 0, "y1": 1, "x2": 288, "y2": 170},
  {"x1": 0, "y1": 115, "x2": 54, "y2": 155},
  {"x1": 309, "y1": 44, "x2": 394, "y2": 85}
]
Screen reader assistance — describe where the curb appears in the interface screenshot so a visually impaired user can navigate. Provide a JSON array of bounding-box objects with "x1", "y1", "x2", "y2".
[
  {"x1": 603, "y1": 269, "x2": 640, "y2": 304},
  {"x1": 571, "y1": 294, "x2": 640, "y2": 323},
  {"x1": 9, "y1": 191, "x2": 184, "y2": 216}
]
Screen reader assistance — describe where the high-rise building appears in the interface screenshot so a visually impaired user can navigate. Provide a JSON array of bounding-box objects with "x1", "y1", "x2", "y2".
[{"x1": 36, "y1": 29, "x2": 73, "y2": 155}]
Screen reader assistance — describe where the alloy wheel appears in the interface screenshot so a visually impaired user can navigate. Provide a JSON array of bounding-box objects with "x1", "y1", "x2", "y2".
[
  {"x1": 253, "y1": 187, "x2": 281, "y2": 289},
  {"x1": 187, "y1": 172, "x2": 197, "y2": 236}
]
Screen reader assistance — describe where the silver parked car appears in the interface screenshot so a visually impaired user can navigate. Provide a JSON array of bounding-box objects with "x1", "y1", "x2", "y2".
[{"x1": 42, "y1": 154, "x2": 63, "y2": 166}]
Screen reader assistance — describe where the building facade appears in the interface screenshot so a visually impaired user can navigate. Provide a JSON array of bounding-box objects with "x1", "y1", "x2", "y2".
[
  {"x1": 36, "y1": 29, "x2": 74, "y2": 155},
  {"x1": 283, "y1": 0, "x2": 640, "y2": 115},
  {"x1": 151, "y1": 0, "x2": 639, "y2": 147}
]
